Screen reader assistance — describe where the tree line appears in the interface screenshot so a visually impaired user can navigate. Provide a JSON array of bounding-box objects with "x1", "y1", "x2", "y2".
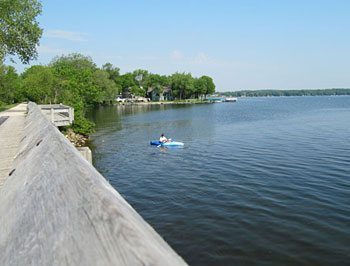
[
  {"x1": 218, "y1": 89, "x2": 350, "y2": 97},
  {"x1": 0, "y1": 1, "x2": 216, "y2": 135},
  {"x1": 0, "y1": 54, "x2": 215, "y2": 134}
]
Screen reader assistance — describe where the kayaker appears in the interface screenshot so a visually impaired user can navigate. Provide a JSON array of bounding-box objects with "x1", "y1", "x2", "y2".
[{"x1": 159, "y1": 133, "x2": 171, "y2": 143}]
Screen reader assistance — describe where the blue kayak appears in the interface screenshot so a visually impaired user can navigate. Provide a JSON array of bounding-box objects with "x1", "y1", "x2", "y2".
[{"x1": 150, "y1": 140, "x2": 184, "y2": 146}]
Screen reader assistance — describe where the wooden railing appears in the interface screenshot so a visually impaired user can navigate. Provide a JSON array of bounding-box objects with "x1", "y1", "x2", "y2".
[
  {"x1": 39, "y1": 104, "x2": 74, "y2": 127},
  {"x1": 0, "y1": 102, "x2": 186, "y2": 266}
]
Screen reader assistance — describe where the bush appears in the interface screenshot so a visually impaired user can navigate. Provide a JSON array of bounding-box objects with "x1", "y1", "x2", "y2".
[{"x1": 71, "y1": 114, "x2": 95, "y2": 136}]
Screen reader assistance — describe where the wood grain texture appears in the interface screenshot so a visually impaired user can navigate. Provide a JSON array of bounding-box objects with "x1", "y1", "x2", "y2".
[
  {"x1": 0, "y1": 102, "x2": 187, "y2": 266},
  {"x1": 0, "y1": 103, "x2": 27, "y2": 188}
]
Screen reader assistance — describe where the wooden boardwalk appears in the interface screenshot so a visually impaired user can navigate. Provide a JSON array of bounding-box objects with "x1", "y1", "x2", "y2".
[
  {"x1": 0, "y1": 103, "x2": 27, "y2": 188},
  {"x1": 0, "y1": 102, "x2": 186, "y2": 265}
]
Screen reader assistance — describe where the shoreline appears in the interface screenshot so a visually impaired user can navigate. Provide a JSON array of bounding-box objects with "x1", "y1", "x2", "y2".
[{"x1": 116, "y1": 101, "x2": 214, "y2": 106}]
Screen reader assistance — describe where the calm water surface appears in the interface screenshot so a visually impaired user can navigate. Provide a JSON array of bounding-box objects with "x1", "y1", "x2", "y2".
[{"x1": 88, "y1": 96, "x2": 350, "y2": 265}]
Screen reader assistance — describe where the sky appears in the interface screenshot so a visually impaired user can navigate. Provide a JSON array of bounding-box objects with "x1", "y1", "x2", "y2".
[{"x1": 8, "y1": 0, "x2": 350, "y2": 91}]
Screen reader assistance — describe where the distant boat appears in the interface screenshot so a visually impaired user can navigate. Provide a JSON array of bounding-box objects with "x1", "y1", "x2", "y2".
[
  {"x1": 224, "y1": 97, "x2": 237, "y2": 102},
  {"x1": 207, "y1": 97, "x2": 225, "y2": 103}
]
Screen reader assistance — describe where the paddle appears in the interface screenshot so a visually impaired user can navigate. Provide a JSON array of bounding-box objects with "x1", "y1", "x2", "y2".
[{"x1": 157, "y1": 139, "x2": 172, "y2": 147}]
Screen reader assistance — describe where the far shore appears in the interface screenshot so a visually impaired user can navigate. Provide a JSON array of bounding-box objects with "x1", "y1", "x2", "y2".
[{"x1": 115, "y1": 100, "x2": 214, "y2": 106}]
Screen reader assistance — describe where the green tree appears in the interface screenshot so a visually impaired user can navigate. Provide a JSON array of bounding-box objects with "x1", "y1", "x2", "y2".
[
  {"x1": 93, "y1": 69, "x2": 119, "y2": 104},
  {"x1": 143, "y1": 74, "x2": 169, "y2": 99},
  {"x1": 0, "y1": 0, "x2": 43, "y2": 63},
  {"x1": 195, "y1": 75, "x2": 215, "y2": 98},
  {"x1": 170, "y1": 72, "x2": 194, "y2": 100},
  {"x1": 130, "y1": 85, "x2": 145, "y2": 96},
  {"x1": 194, "y1": 77, "x2": 206, "y2": 99},
  {"x1": 50, "y1": 53, "x2": 103, "y2": 106},
  {"x1": 145, "y1": 74, "x2": 168, "y2": 91},
  {"x1": 102, "y1": 62, "x2": 120, "y2": 81},
  {"x1": 0, "y1": 64, "x2": 19, "y2": 104},
  {"x1": 50, "y1": 54, "x2": 101, "y2": 135},
  {"x1": 20, "y1": 65, "x2": 56, "y2": 103},
  {"x1": 117, "y1": 72, "x2": 136, "y2": 97}
]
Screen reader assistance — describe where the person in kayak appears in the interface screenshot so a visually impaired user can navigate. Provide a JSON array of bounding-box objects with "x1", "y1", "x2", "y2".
[{"x1": 159, "y1": 133, "x2": 171, "y2": 143}]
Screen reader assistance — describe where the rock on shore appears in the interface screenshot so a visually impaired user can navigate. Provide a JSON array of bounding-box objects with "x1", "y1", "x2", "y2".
[{"x1": 65, "y1": 128, "x2": 88, "y2": 147}]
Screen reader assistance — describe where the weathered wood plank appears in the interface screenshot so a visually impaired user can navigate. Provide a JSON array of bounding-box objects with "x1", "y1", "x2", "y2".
[
  {"x1": 0, "y1": 104, "x2": 27, "y2": 188},
  {"x1": 0, "y1": 102, "x2": 186, "y2": 266}
]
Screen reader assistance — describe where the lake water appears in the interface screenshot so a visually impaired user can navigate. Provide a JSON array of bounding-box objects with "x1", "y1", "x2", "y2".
[{"x1": 88, "y1": 96, "x2": 350, "y2": 265}]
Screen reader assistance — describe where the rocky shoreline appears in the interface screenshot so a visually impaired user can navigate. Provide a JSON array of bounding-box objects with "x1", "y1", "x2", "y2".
[{"x1": 65, "y1": 128, "x2": 89, "y2": 147}]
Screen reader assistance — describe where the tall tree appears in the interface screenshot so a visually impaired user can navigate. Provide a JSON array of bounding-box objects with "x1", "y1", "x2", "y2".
[
  {"x1": 93, "y1": 69, "x2": 119, "y2": 104},
  {"x1": 21, "y1": 65, "x2": 56, "y2": 103},
  {"x1": 0, "y1": 0, "x2": 43, "y2": 63},
  {"x1": 194, "y1": 76, "x2": 215, "y2": 98},
  {"x1": 0, "y1": 64, "x2": 19, "y2": 104},
  {"x1": 102, "y1": 62, "x2": 120, "y2": 81},
  {"x1": 170, "y1": 72, "x2": 194, "y2": 100},
  {"x1": 50, "y1": 54, "x2": 101, "y2": 135},
  {"x1": 145, "y1": 74, "x2": 168, "y2": 90},
  {"x1": 117, "y1": 72, "x2": 136, "y2": 97},
  {"x1": 50, "y1": 53, "x2": 103, "y2": 106},
  {"x1": 144, "y1": 74, "x2": 169, "y2": 99}
]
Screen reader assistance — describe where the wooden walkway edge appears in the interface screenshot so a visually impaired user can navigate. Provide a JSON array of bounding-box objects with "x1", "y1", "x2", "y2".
[
  {"x1": 0, "y1": 102, "x2": 186, "y2": 265},
  {"x1": 0, "y1": 103, "x2": 27, "y2": 187}
]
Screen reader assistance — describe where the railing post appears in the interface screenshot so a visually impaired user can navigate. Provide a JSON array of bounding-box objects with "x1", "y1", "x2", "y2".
[
  {"x1": 69, "y1": 107, "x2": 73, "y2": 124},
  {"x1": 50, "y1": 108, "x2": 54, "y2": 124}
]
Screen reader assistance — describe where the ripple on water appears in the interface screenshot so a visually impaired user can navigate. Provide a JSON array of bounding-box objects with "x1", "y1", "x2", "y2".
[{"x1": 89, "y1": 96, "x2": 350, "y2": 265}]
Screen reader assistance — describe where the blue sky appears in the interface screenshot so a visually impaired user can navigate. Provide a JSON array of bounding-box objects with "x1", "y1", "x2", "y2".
[{"x1": 9, "y1": 0, "x2": 350, "y2": 91}]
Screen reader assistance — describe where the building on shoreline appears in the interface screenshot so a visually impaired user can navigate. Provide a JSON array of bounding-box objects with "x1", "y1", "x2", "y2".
[{"x1": 147, "y1": 87, "x2": 173, "y2": 101}]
